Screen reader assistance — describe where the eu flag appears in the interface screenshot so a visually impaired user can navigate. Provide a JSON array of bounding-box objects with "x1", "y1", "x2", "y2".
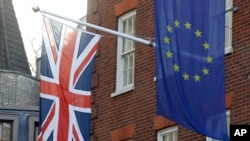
[{"x1": 155, "y1": 0, "x2": 228, "y2": 140}]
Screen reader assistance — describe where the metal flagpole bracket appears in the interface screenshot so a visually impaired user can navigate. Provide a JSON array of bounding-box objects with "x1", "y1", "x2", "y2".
[
  {"x1": 149, "y1": 38, "x2": 155, "y2": 48},
  {"x1": 32, "y1": 6, "x2": 40, "y2": 12},
  {"x1": 32, "y1": 6, "x2": 155, "y2": 48},
  {"x1": 226, "y1": 6, "x2": 239, "y2": 13}
]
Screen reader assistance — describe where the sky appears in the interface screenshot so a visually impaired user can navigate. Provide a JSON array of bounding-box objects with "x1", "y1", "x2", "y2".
[{"x1": 12, "y1": 0, "x2": 87, "y2": 75}]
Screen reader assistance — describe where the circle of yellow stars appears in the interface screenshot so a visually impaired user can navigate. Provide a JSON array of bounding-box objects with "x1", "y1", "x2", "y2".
[{"x1": 163, "y1": 20, "x2": 213, "y2": 82}]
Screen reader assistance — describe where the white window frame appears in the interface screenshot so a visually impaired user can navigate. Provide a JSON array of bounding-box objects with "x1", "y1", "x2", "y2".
[
  {"x1": 206, "y1": 110, "x2": 230, "y2": 141},
  {"x1": 157, "y1": 126, "x2": 178, "y2": 141},
  {"x1": 225, "y1": 0, "x2": 233, "y2": 54},
  {"x1": 111, "y1": 10, "x2": 136, "y2": 97}
]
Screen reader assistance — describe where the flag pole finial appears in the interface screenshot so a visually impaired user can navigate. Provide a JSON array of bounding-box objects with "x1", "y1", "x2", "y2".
[{"x1": 32, "y1": 6, "x2": 40, "y2": 12}]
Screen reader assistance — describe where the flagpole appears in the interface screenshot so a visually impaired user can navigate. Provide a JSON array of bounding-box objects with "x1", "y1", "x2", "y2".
[{"x1": 32, "y1": 6, "x2": 155, "y2": 47}]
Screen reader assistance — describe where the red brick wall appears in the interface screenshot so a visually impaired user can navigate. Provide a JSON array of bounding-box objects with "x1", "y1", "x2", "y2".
[
  {"x1": 87, "y1": 0, "x2": 250, "y2": 140},
  {"x1": 225, "y1": 0, "x2": 250, "y2": 125}
]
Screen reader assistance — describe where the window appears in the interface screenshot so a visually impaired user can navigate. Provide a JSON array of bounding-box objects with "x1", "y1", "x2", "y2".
[
  {"x1": 225, "y1": 0, "x2": 233, "y2": 54},
  {"x1": 34, "y1": 122, "x2": 39, "y2": 140},
  {"x1": 0, "y1": 114, "x2": 18, "y2": 141},
  {"x1": 111, "y1": 10, "x2": 136, "y2": 97},
  {"x1": 206, "y1": 110, "x2": 230, "y2": 141},
  {"x1": 157, "y1": 126, "x2": 178, "y2": 141},
  {"x1": 28, "y1": 115, "x2": 39, "y2": 141},
  {"x1": 0, "y1": 120, "x2": 13, "y2": 140}
]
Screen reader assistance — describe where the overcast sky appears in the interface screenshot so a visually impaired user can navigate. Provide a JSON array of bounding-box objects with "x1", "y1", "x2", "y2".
[{"x1": 12, "y1": 0, "x2": 87, "y2": 75}]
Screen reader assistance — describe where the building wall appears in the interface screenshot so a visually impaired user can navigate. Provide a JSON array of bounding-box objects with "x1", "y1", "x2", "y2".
[
  {"x1": 87, "y1": 0, "x2": 250, "y2": 140},
  {"x1": 225, "y1": 0, "x2": 250, "y2": 125},
  {"x1": 0, "y1": 70, "x2": 39, "y2": 141},
  {"x1": 0, "y1": 109, "x2": 39, "y2": 141},
  {"x1": 0, "y1": 67, "x2": 39, "y2": 139}
]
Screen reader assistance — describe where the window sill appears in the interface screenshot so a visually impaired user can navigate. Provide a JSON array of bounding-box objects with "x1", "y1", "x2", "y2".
[
  {"x1": 225, "y1": 46, "x2": 233, "y2": 55},
  {"x1": 111, "y1": 85, "x2": 134, "y2": 97}
]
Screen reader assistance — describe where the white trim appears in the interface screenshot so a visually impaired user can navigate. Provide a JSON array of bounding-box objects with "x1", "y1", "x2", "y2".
[
  {"x1": 113, "y1": 10, "x2": 136, "y2": 97},
  {"x1": 225, "y1": 0, "x2": 233, "y2": 55},
  {"x1": 225, "y1": 46, "x2": 233, "y2": 54},
  {"x1": 111, "y1": 84, "x2": 134, "y2": 97},
  {"x1": 157, "y1": 126, "x2": 178, "y2": 141}
]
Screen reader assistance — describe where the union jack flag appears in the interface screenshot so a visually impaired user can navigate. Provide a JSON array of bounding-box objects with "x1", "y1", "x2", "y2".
[{"x1": 37, "y1": 16, "x2": 100, "y2": 141}]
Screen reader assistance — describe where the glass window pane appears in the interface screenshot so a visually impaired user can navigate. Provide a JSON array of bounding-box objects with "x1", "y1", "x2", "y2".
[
  {"x1": 127, "y1": 40, "x2": 132, "y2": 51},
  {"x1": 2, "y1": 122, "x2": 12, "y2": 140},
  {"x1": 132, "y1": 16, "x2": 136, "y2": 35},
  {"x1": 34, "y1": 122, "x2": 39, "y2": 140},
  {"x1": 123, "y1": 55, "x2": 129, "y2": 86},
  {"x1": 174, "y1": 131, "x2": 178, "y2": 141},
  {"x1": 128, "y1": 18, "x2": 133, "y2": 35},
  {"x1": 163, "y1": 134, "x2": 168, "y2": 141},
  {"x1": 129, "y1": 53, "x2": 134, "y2": 68},
  {"x1": 123, "y1": 19, "x2": 127, "y2": 33},
  {"x1": 123, "y1": 70, "x2": 128, "y2": 86},
  {"x1": 123, "y1": 55, "x2": 129, "y2": 71},
  {"x1": 122, "y1": 38, "x2": 129, "y2": 53},
  {"x1": 0, "y1": 123, "x2": 2, "y2": 139},
  {"x1": 123, "y1": 38, "x2": 127, "y2": 52},
  {"x1": 128, "y1": 69, "x2": 133, "y2": 84},
  {"x1": 122, "y1": 53, "x2": 134, "y2": 86},
  {"x1": 122, "y1": 16, "x2": 135, "y2": 53},
  {"x1": 169, "y1": 132, "x2": 173, "y2": 140},
  {"x1": 131, "y1": 40, "x2": 135, "y2": 49}
]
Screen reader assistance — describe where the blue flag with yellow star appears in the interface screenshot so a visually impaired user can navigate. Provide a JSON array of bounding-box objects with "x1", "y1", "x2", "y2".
[{"x1": 155, "y1": 0, "x2": 228, "y2": 140}]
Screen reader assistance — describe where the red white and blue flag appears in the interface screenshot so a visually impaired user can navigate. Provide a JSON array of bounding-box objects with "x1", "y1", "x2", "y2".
[{"x1": 37, "y1": 16, "x2": 100, "y2": 141}]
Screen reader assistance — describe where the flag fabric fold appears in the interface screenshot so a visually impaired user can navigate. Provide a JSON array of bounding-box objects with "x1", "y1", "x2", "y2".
[
  {"x1": 38, "y1": 16, "x2": 100, "y2": 141},
  {"x1": 155, "y1": 0, "x2": 228, "y2": 140}
]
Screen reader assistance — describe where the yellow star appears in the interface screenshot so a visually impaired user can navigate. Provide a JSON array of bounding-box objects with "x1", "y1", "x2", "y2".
[
  {"x1": 202, "y1": 68, "x2": 209, "y2": 75},
  {"x1": 184, "y1": 22, "x2": 191, "y2": 29},
  {"x1": 183, "y1": 73, "x2": 189, "y2": 80},
  {"x1": 163, "y1": 36, "x2": 170, "y2": 44},
  {"x1": 174, "y1": 20, "x2": 180, "y2": 27},
  {"x1": 173, "y1": 64, "x2": 180, "y2": 72},
  {"x1": 206, "y1": 56, "x2": 213, "y2": 63},
  {"x1": 194, "y1": 74, "x2": 200, "y2": 82},
  {"x1": 203, "y1": 42, "x2": 210, "y2": 50},
  {"x1": 195, "y1": 29, "x2": 202, "y2": 37},
  {"x1": 165, "y1": 51, "x2": 173, "y2": 58},
  {"x1": 166, "y1": 25, "x2": 173, "y2": 32}
]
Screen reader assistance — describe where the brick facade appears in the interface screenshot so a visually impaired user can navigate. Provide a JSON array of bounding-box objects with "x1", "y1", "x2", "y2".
[
  {"x1": 225, "y1": 0, "x2": 250, "y2": 124},
  {"x1": 87, "y1": 0, "x2": 250, "y2": 140}
]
